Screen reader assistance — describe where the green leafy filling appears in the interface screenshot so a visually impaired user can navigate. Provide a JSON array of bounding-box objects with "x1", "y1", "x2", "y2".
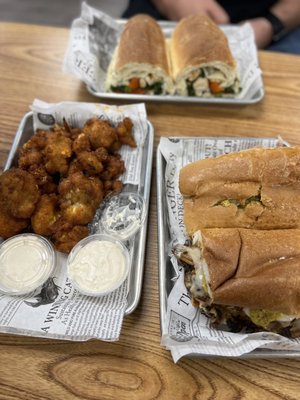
[
  {"x1": 214, "y1": 193, "x2": 263, "y2": 209},
  {"x1": 224, "y1": 86, "x2": 236, "y2": 94},
  {"x1": 111, "y1": 85, "x2": 131, "y2": 93},
  {"x1": 214, "y1": 199, "x2": 242, "y2": 208},
  {"x1": 245, "y1": 195, "x2": 262, "y2": 206},
  {"x1": 186, "y1": 68, "x2": 205, "y2": 96},
  {"x1": 111, "y1": 81, "x2": 163, "y2": 94},
  {"x1": 148, "y1": 81, "x2": 163, "y2": 94},
  {"x1": 187, "y1": 82, "x2": 196, "y2": 96}
]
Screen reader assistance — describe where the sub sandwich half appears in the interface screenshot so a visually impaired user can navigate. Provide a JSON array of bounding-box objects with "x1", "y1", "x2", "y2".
[
  {"x1": 105, "y1": 14, "x2": 173, "y2": 95},
  {"x1": 179, "y1": 146, "x2": 300, "y2": 234},
  {"x1": 175, "y1": 228, "x2": 300, "y2": 337},
  {"x1": 170, "y1": 14, "x2": 240, "y2": 97}
]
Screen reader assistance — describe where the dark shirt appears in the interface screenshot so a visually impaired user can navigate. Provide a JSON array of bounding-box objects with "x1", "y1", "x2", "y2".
[{"x1": 123, "y1": 0, "x2": 278, "y2": 23}]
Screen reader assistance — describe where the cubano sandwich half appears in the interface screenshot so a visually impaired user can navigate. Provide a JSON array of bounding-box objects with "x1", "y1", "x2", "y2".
[
  {"x1": 105, "y1": 14, "x2": 173, "y2": 95},
  {"x1": 170, "y1": 13, "x2": 240, "y2": 97},
  {"x1": 175, "y1": 228, "x2": 300, "y2": 337},
  {"x1": 179, "y1": 146, "x2": 300, "y2": 234}
]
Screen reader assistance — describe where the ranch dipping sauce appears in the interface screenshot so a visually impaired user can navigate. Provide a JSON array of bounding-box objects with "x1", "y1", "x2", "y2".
[
  {"x1": 0, "y1": 234, "x2": 55, "y2": 295},
  {"x1": 67, "y1": 235, "x2": 130, "y2": 296}
]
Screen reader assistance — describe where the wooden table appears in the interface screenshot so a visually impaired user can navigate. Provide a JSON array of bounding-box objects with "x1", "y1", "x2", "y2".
[{"x1": 1, "y1": 22, "x2": 300, "y2": 400}]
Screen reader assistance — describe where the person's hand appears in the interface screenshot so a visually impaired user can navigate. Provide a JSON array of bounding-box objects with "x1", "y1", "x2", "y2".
[
  {"x1": 242, "y1": 18, "x2": 273, "y2": 49},
  {"x1": 152, "y1": 0, "x2": 230, "y2": 24},
  {"x1": 242, "y1": 0, "x2": 300, "y2": 49}
]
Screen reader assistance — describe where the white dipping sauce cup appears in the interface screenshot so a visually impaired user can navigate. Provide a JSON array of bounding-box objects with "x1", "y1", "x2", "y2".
[
  {"x1": 67, "y1": 234, "x2": 130, "y2": 297},
  {"x1": 0, "y1": 233, "x2": 56, "y2": 295}
]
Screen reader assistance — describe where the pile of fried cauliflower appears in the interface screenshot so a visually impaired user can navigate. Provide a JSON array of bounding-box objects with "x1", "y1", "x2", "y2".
[{"x1": 0, "y1": 117, "x2": 136, "y2": 253}]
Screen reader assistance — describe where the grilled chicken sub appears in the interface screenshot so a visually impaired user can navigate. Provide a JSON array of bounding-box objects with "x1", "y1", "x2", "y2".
[
  {"x1": 105, "y1": 14, "x2": 173, "y2": 95},
  {"x1": 179, "y1": 146, "x2": 300, "y2": 234},
  {"x1": 175, "y1": 228, "x2": 300, "y2": 337},
  {"x1": 170, "y1": 13, "x2": 240, "y2": 97}
]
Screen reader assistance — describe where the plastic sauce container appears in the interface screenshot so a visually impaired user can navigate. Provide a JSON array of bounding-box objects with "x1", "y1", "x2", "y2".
[
  {"x1": 67, "y1": 234, "x2": 130, "y2": 296},
  {"x1": 100, "y1": 192, "x2": 146, "y2": 241},
  {"x1": 0, "y1": 234, "x2": 56, "y2": 295}
]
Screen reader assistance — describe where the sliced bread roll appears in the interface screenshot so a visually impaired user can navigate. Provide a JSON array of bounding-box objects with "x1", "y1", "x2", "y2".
[
  {"x1": 170, "y1": 13, "x2": 240, "y2": 97},
  {"x1": 179, "y1": 146, "x2": 300, "y2": 233},
  {"x1": 175, "y1": 228, "x2": 300, "y2": 335},
  {"x1": 105, "y1": 14, "x2": 174, "y2": 95}
]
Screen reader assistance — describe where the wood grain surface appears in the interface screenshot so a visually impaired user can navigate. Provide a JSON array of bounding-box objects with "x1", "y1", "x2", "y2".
[{"x1": 1, "y1": 22, "x2": 300, "y2": 400}]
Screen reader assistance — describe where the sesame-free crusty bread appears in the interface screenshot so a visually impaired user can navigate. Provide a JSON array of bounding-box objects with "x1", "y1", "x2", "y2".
[
  {"x1": 171, "y1": 13, "x2": 236, "y2": 76},
  {"x1": 170, "y1": 13, "x2": 240, "y2": 96},
  {"x1": 198, "y1": 228, "x2": 300, "y2": 316},
  {"x1": 115, "y1": 14, "x2": 169, "y2": 72},
  {"x1": 179, "y1": 146, "x2": 300, "y2": 233},
  {"x1": 105, "y1": 14, "x2": 174, "y2": 94}
]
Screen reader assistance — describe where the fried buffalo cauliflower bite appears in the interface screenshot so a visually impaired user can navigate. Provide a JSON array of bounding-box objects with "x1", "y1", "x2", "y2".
[
  {"x1": 52, "y1": 223, "x2": 89, "y2": 254},
  {"x1": 72, "y1": 132, "x2": 91, "y2": 154},
  {"x1": 1, "y1": 115, "x2": 136, "y2": 253},
  {"x1": 100, "y1": 154, "x2": 125, "y2": 180},
  {"x1": 58, "y1": 172, "x2": 103, "y2": 226},
  {"x1": 0, "y1": 168, "x2": 40, "y2": 219},
  {"x1": 31, "y1": 194, "x2": 60, "y2": 236},
  {"x1": 18, "y1": 129, "x2": 47, "y2": 169},
  {"x1": 44, "y1": 131, "x2": 72, "y2": 175},
  {"x1": 103, "y1": 179, "x2": 123, "y2": 197},
  {"x1": 95, "y1": 146, "x2": 109, "y2": 163},
  {"x1": 76, "y1": 151, "x2": 104, "y2": 175},
  {"x1": 0, "y1": 168, "x2": 40, "y2": 238},
  {"x1": 27, "y1": 164, "x2": 57, "y2": 194},
  {"x1": 83, "y1": 118, "x2": 119, "y2": 150},
  {"x1": 116, "y1": 117, "x2": 136, "y2": 148},
  {"x1": 0, "y1": 205, "x2": 28, "y2": 238}
]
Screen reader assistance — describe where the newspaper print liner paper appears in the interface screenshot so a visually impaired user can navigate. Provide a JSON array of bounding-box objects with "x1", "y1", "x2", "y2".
[
  {"x1": 158, "y1": 137, "x2": 300, "y2": 361},
  {"x1": 0, "y1": 99, "x2": 148, "y2": 342},
  {"x1": 63, "y1": 2, "x2": 262, "y2": 100}
]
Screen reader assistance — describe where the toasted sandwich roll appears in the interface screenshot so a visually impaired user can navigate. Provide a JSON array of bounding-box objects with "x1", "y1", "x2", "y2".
[
  {"x1": 170, "y1": 14, "x2": 240, "y2": 97},
  {"x1": 175, "y1": 228, "x2": 300, "y2": 336},
  {"x1": 105, "y1": 14, "x2": 173, "y2": 95},
  {"x1": 179, "y1": 146, "x2": 300, "y2": 233}
]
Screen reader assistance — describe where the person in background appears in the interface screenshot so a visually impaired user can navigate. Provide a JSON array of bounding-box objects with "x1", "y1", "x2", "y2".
[{"x1": 122, "y1": 0, "x2": 300, "y2": 54}]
